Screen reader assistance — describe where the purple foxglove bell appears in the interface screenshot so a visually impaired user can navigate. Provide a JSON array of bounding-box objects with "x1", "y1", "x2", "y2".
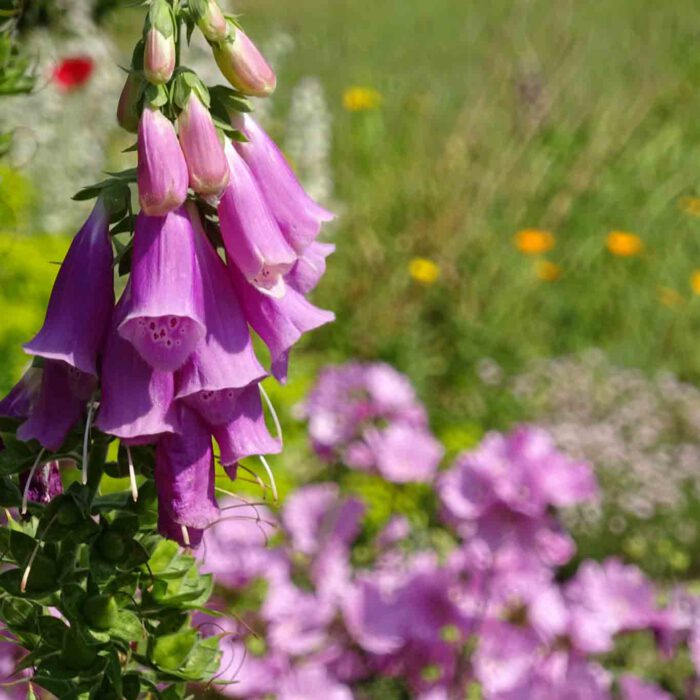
[
  {"x1": 229, "y1": 264, "x2": 334, "y2": 383},
  {"x1": 212, "y1": 383, "x2": 281, "y2": 465},
  {"x1": 119, "y1": 209, "x2": 206, "y2": 372},
  {"x1": 96, "y1": 293, "x2": 178, "y2": 444},
  {"x1": 17, "y1": 360, "x2": 90, "y2": 451},
  {"x1": 158, "y1": 507, "x2": 204, "y2": 548},
  {"x1": 23, "y1": 200, "x2": 113, "y2": 378},
  {"x1": 213, "y1": 26, "x2": 276, "y2": 97},
  {"x1": 137, "y1": 107, "x2": 189, "y2": 216},
  {"x1": 233, "y1": 113, "x2": 334, "y2": 252},
  {"x1": 197, "y1": 0, "x2": 228, "y2": 42},
  {"x1": 116, "y1": 72, "x2": 143, "y2": 133},
  {"x1": 176, "y1": 206, "x2": 266, "y2": 415},
  {"x1": 177, "y1": 93, "x2": 229, "y2": 198},
  {"x1": 155, "y1": 405, "x2": 219, "y2": 530},
  {"x1": 286, "y1": 242, "x2": 335, "y2": 295},
  {"x1": 219, "y1": 141, "x2": 297, "y2": 297},
  {"x1": 0, "y1": 368, "x2": 43, "y2": 420},
  {"x1": 19, "y1": 461, "x2": 63, "y2": 505}
]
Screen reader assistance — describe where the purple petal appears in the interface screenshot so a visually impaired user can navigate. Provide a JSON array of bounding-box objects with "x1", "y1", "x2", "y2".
[
  {"x1": 23, "y1": 201, "x2": 113, "y2": 377},
  {"x1": 219, "y1": 141, "x2": 297, "y2": 296},
  {"x1": 234, "y1": 113, "x2": 334, "y2": 252},
  {"x1": 157, "y1": 505, "x2": 204, "y2": 548},
  {"x1": 155, "y1": 406, "x2": 219, "y2": 530},
  {"x1": 0, "y1": 368, "x2": 43, "y2": 420},
  {"x1": 286, "y1": 241, "x2": 335, "y2": 295},
  {"x1": 96, "y1": 295, "x2": 178, "y2": 443},
  {"x1": 212, "y1": 384, "x2": 281, "y2": 465},
  {"x1": 17, "y1": 360, "x2": 87, "y2": 451},
  {"x1": 137, "y1": 107, "x2": 188, "y2": 216},
  {"x1": 175, "y1": 207, "x2": 266, "y2": 412},
  {"x1": 229, "y1": 263, "x2": 334, "y2": 383},
  {"x1": 119, "y1": 209, "x2": 205, "y2": 372},
  {"x1": 19, "y1": 461, "x2": 63, "y2": 505}
]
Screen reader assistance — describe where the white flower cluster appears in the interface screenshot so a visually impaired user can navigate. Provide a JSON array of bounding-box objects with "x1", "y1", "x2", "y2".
[
  {"x1": 4, "y1": 0, "x2": 122, "y2": 233},
  {"x1": 511, "y1": 349, "x2": 700, "y2": 531}
]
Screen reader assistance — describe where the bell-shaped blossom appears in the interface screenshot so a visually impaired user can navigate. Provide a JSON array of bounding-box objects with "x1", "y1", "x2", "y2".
[
  {"x1": 287, "y1": 242, "x2": 335, "y2": 295},
  {"x1": 23, "y1": 200, "x2": 113, "y2": 378},
  {"x1": 213, "y1": 26, "x2": 276, "y2": 97},
  {"x1": 177, "y1": 93, "x2": 229, "y2": 197},
  {"x1": 17, "y1": 360, "x2": 91, "y2": 451},
  {"x1": 219, "y1": 141, "x2": 297, "y2": 297},
  {"x1": 144, "y1": 29, "x2": 175, "y2": 84},
  {"x1": 0, "y1": 634, "x2": 31, "y2": 700},
  {"x1": 19, "y1": 461, "x2": 63, "y2": 505},
  {"x1": 228, "y1": 263, "x2": 334, "y2": 383},
  {"x1": 155, "y1": 406, "x2": 219, "y2": 531},
  {"x1": 137, "y1": 107, "x2": 188, "y2": 216},
  {"x1": 0, "y1": 368, "x2": 43, "y2": 420},
  {"x1": 196, "y1": 0, "x2": 228, "y2": 41},
  {"x1": 234, "y1": 113, "x2": 334, "y2": 252},
  {"x1": 119, "y1": 210, "x2": 205, "y2": 372},
  {"x1": 175, "y1": 206, "x2": 266, "y2": 412},
  {"x1": 96, "y1": 294, "x2": 178, "y2": 444},
  {"x1": 212, "y1": 384, "x2": 281, "y2": 464},
  {"x1": 158, "y1": 506, "x2": 204, "y2": 548},
  {"x1": 116, "y1": 72, "x2": 143, "y2": 133}
]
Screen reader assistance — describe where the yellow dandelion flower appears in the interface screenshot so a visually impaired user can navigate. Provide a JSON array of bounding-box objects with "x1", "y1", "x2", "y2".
[
  {"x1": 409, "y1": 257, "x2": 440, "y2": 285},
  {"x1": 343, "y1": 86, "x2": 382, "y2": 112},
  {"x1": 690, "y1": 270, "x2": 700, "y2": 295},
  {"x1": 680, "y1": 196, "x2": 700, "y2": 217},
  {"x1": 658, "y1": 286, "x2": 684, "y2": 308},
  {"x1": 606, "y1": 231, "x2": 643, "y2": 257},
  {"x1": 514, "y1": 229, "x2": 555, "y2": 255},
  {"x1": 535, "y1": 260, "x2": 561, "y2": 282}
]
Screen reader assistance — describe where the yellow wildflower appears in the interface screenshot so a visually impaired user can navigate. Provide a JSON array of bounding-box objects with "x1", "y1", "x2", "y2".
[
  {"x1": 514, "y1": 229, "x2": 555, "y2": 255},
  {"x1": 343, "y1": 87, "x2": 382, "y2": 112},
  {"x1": 690, "y1": 270, "x2": 700, "y2": 295},
  {"x1": 658, "y1": 286, "x2": 683, "y2": 309},
  {"x1": 606, "y1": 231, "x2": 643, "y2": 257},
  {"x1": 680, "y1": 196, "x2": 700, "y2": 217},
  {"x1": 409, "y1": 257, "x2": 440, "y2": 285},
  {"x1": 535, "y1": 260, "x2": 561, "y2": 282}
]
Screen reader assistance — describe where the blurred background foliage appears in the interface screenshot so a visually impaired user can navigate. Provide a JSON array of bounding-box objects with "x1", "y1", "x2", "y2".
[{"x1": 5, "y1": 0, "x2": 700, "y2": 581}]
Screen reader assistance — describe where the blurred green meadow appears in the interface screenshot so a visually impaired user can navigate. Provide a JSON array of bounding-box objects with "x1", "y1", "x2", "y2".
[{"x1": 6, "y1": 0, "x2": 700, "y2": 576}]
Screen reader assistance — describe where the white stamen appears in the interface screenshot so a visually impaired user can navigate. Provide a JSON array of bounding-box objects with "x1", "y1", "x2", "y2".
[
  {"x1": 259, "y1": 383, "x2": 283, "y2": 447},
  {"x1": 258, "y1": 455, "x2": 278, "y2": 503},
  {"x1": 21, "y1": 449, "x2": 45, "y2": 515},
  {"x1": 20, "y1": 539, "x2": 41, "y2": 593},
  {"x1": 82, "y1": 401, "x2": 96, "y2": 485},
  {"x1": 126, "y1": 446, "x2": 138, "y2": 502},
  {"x1": 181, "y1": 525, "x2": 190, "y2": 547}
]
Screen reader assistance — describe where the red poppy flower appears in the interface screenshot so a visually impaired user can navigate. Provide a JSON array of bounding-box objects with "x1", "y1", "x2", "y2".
[{"x1": 52, "y1": 56, "x2": 94, "y2": 91}]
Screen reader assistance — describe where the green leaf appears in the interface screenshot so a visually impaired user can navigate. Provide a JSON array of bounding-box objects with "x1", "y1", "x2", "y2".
[
  {"x1": 111, "y1": 610, "x2": 144, "y2": 643},
  {"x1": 145, "y1": 82, "x2": 169, "y2": 108},
  {"x1": 151, "y1": 629, "x2": 197, "y2": 671},
  {"x1": 147, "y1": 539, "x2": 179, "y2": 575},
  {"x1": 180, "y1": 635, "x2": 220, "y2": 680}
]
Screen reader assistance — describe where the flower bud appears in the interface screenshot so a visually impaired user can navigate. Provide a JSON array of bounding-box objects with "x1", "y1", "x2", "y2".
[
  {"x1": 116, "y1": 72, "x2": 143, "y2": 133},
  {"x1": 137, "y1": 106, "x2": 188, "y2": 216},
  {"x1": 177, "y1": 93, "x2": 229, "y2": 197},
  {"x1": 213, "y1": 26, "x2": 276, "y2": 97},
  {"x1": 198, "y1": 0, "x2": 228, "y2": 42},
  {"x1": 84, "y1": 594, "x2": 119, "y2": 630},
  {"x1": 144, "y1": 27, "x2": 175, "y2": 85}
]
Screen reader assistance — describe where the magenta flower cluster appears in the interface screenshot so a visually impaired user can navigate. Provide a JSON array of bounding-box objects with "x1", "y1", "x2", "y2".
[
  {"x1": 194, "y1": 420, "x2": 696, "y2": 699},
  {"x1": 302, "y1": 362, "x2": 444, "y2": 482},
  {"x1": 0, "y1": 91, "x2": 334, "y2": 544}
]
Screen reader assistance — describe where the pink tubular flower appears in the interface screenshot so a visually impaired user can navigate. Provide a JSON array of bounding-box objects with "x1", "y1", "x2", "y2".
[
  {"x1": 118, "y1": 210, "x2": 205, "y2": 372},
  {"x1": 24, "y1": 200, "x2": 113, "y2": 378},
  {"x1": 177, "y1": 93, "x2": 229, "y2": 198},
  {"x1": 137, "y1": 107, "x2": 189, "y2": 216},
  {"x1": 197, "y1": 0, "x2": 228, "y2": 42},
  {"x1": 234, "y1": 113, "x2": 334, "y2": 253},
  {"x1": 144, "y1": 27, "x2": 175, "y2": 84},
  {"x1": 213, "y1": 26, "x2": 276, "y2": 97},
  {"x1": 219, "y1": 141, "x2": 297, "y2": 296}
]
